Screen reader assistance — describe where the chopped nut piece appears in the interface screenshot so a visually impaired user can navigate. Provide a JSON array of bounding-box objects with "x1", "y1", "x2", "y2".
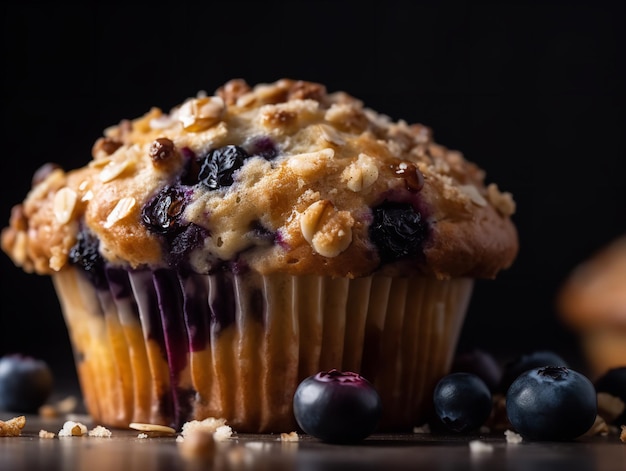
[
  {"x1": 300, "y1": 200, "x2": 354, "y2": 257},
  {"x1": 53, "y1": 188, "x2": 77, "y2": 224},
  {"x1": 178, "y1": 96, "x2": 225, "y2": 132},
  {"x1": 0, "y1": 416, "x2": 26, "y2": 437},
  {"x1": 104, "y1": 197, "x2": 136, "y2": 228},
  {"x1": 286, "y1": 148, "x2": 334, "y2": 177},
  {"x1": 458, "y1": 184, "x2": 487, "y2": 207},
  {"x1": 99, "y1": 159, "x2": 131, "y2": 182},
  {"x1": 149, "y1": 137, "x2": 177, "y2": 166},
  {"x1": 129, "y1": 422, "x2": 176, "y2": 435},
  {"x1": 342, "y1": 153, "x2": 379, "y2": 192}
]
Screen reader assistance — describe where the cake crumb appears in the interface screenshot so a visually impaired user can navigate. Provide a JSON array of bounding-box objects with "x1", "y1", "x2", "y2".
[
  {"x1": 39, "y1": 430, "x2": 55, "y2": 439},
  {"x1": 180, "y1": 417, "x2": 228, "y2": 437},
  {"x1": 412, "y1": 423, "x2": 431, "y2": 434},
  {"x1": 469, "y1": 440, "x2": 494, "y2": 453},
  {"x1": 177, "y1": 429, "x2": 215, "y2": 461},
  {"x1": 504, "y1": 429, "x2": 523, "y2": 444},
  {"x1": 620, "y1": 425, "x2": 626, "y2": 443},
  {"x1": 0, "y1": 416, "x2": 25, "y2": 437},
  {"x1": 280, "y1": 431, "x2": 299, "y2": 442},
  {"x1": 58, "y1": 420, "x2": 88, "y2": 437},
  {"x1": 88, "y1": 425, "x2": 112, "y2": 437}
]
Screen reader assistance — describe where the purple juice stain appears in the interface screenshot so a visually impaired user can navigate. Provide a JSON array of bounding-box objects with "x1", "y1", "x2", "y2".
[
  {"x1": 152, "y1": 269, "x2": 191, "y2": 429},
  {"x1": 209, "y1": 272, "x2": 236, "y2": 331},
  {"x1": 246, "y1": 135, "x2": 279, "y2": 160},
  {"x1": 177, "y1": 272, "x2": 211, "y2": 352},
  {"x1": 104, "y1": 266, "x2": 134, "y2": 300}
]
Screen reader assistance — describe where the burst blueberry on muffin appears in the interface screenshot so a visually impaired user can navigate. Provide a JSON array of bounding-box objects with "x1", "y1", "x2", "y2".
[{"x1": 1, "y1": 78, "x2": 518, "y2": 432}]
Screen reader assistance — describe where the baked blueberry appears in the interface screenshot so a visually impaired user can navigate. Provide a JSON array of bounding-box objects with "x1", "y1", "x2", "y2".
[
  {"x1": 292, "y1": 369, "x2": 382, "y2": 443},
  {"x1": 499, "y1": 350, "x2": 568, "y2": 393},
  {"x1": 506, "y1": 366, "x2": 597, "y2": 441},
  {"x1": 369, "y1": 201, "x2": 427, "y2": 264},
  {"x1": 432, "y1": 372, "x2": 492, "y2": 433},
  {"x1": 0, "y1": 354, "x2": 53, "y2": 413},
  {"x1": 68, "y1": 226, "x2": 107, "y2": 289},
  {"x1": 198, "y1": 145, "x2": 249, "y2": 190}
]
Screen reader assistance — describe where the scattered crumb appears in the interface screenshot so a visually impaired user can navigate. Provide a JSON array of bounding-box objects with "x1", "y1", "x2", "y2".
[
  {"x1": 280, "y1": 431, "x2": 299, "y2": 442},
  {"x1": 137, "y1": 433, "x2": 149, "y2": 439},
  {"x1": 39, "y1": 395, "x2": 79, "y2": 418},
  {"x1": 58, "y1": 420, "x2": 88, "y2": 437},
  {"x1": 469, "y1": 440, "x2": 494, "y2": 453},
  {"x1": 214, "y1": 425, "x2": 234, "y2": 442},
  {"x1": 88, "y1": 425, "x2": 112, "y2": 438},
  {"x1": 581, "y1": 415, "x2": 610, "y2": 437},
  {"x1": 620, "y1": 425, "x2": 626, "y2": 443},
  {"x1": 504, "y1": 429, "x2": 523, "y2": 444},
  {"x1": 0, "y1": 416, "x2": 26, "y2": 437},
  {"x1": 245, "y1": 441, "x2": 270, "y2": 451},
  {"x1": 412, "y1": 423, "x2": 431, "y2": 434},
  {"x1": 597, "y1": 392, "x2": 625, "y2": 424},
  {"x1": 177, "y1": 429, "x2": 215, "y2": 460},
  {"x1": 180, "y1": 417, "x2": 228, "y2": 437},
  {"x1": 39, "y1": 430, "x2": 55, "y2": 439}
]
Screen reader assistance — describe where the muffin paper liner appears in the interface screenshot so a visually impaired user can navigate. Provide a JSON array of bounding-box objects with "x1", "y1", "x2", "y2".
[{"x1": 53, "y1": 266, "x2": 473, "y2": 432}]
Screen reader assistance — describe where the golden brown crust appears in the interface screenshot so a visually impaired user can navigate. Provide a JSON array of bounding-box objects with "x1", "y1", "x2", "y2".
[
  {"x1": 557, "y1": 235, "x2": 626, "y2": 328},
  {"x1": 2, "y1": 78, "x2": 518, "y2": 279}
]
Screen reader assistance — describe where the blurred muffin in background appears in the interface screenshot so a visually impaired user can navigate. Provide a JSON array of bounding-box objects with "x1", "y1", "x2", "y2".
[{"x1": 557, "y1": 235, "x2": 626, "y2": 380}]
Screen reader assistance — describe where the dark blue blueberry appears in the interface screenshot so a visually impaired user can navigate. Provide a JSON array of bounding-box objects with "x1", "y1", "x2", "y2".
[
  {"x1": 594, "y1": 367, "x2": 626, "y2": 425},
  {"x1": 432, "y1": 372, "x2": 492, "y2": 433},
  {"x1": 68, "y1": 226, "x2": 107, "y2": 289},
  {"x1": 506, "y1": 366, "x2": 597, "y2": 441},
  {"x1": 293, "y1": 369, "x2": 382, "y2": 443},
  {"x1": 369, "y1": 201, "x2": 427, "y2": 264},
  {"x1": 500, "y1": 350, "x2": 569, "y2": 393},
  {"x1": 198, "y1": 145, "x2": 249, "y2": 190},
  {"x1": 0, "y1": 354, "x2": 53, "y2": 413},
  {"x1": 450, "y1": 348, "x2": 502, "y2": 393},
  {"x1": 141, "y1": 185, "x2": 189, "y2": 234}
]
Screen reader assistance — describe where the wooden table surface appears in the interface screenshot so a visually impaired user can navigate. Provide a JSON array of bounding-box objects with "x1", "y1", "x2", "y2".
[{"x1": 1, "y1": 413, "x2": 624, "y2": 471}]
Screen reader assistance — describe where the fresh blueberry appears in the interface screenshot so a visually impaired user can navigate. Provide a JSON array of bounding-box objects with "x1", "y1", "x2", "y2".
[
  {"x1": 369, "y1": 201, "x2": 427, "y2": 264},
  {"x1": 0, "y1": 354, "x2": 54, "y2": 413},
  {"x1": 594, "y1": 366, "x2": 626, "y2": 425},
  {"x1": 499, "y1": 350, "x2": 568, "y2": 393},
  {"x1": 432, "y1": 372, "x2": 492, "y2": 433},
  {"x1": 506, "y1": 366, "x2": 597, "y2": 441},
  {"x1": 450, "y1": 348, "x2": 502, "y2": 393},
  {"x1": 198, "y1": 145, "x2": 249, "y2": 190},
  {"x1": 292, "y1": 369, "x2": 382, "y2": 443}
]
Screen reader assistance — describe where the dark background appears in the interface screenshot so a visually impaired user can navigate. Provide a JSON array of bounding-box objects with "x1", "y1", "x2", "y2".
[{"x1": 1, "y1": 2, "x2": 624, "y2": 393}]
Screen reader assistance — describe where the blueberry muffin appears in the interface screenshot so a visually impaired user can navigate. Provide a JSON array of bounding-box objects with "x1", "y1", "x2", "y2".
[
  {"x1": 1, "y1": 78, "x2": 518, "y2": 432},
  {"x1": 557, "y1": 235, "x2": 626, "y2": 380}
]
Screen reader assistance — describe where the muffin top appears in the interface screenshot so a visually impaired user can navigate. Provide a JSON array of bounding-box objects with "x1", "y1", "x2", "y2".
[
  {"x1": 1, "y1": 78, "x2": 518, "y2": 280},
  {"x1": 557, "y1": 235, "x2": 626, "y2": 329}
]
